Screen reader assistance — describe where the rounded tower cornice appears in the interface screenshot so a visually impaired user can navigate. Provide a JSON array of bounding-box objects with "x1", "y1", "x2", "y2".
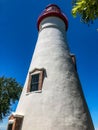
[{"x1": 37, "y1": 4, "x2": 68, "y2": 31}]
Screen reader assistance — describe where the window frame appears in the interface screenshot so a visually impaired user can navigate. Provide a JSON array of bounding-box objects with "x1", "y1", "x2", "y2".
[{"x1": 27, "y1": 68, "x2": 45, "y2": 93}]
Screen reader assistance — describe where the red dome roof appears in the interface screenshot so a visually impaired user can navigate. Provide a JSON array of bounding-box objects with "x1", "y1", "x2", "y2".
[{"x1": 37, "y1": 4, "x2": 68, "y2": 31}]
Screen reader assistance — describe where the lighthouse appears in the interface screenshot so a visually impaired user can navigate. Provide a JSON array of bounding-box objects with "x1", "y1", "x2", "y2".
[{"x1": 7, "y1": 4, "x2": 94, "y2": 130}]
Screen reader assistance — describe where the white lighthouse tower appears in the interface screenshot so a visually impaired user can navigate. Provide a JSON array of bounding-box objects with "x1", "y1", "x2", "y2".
[{"x1": 7, "y1": 4, "x2": 94, "y2": 130}]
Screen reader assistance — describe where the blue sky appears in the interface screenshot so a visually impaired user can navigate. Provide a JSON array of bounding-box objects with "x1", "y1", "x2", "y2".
[{"x1": 0, "y1": 0, "x2": 98, "y2": 129}]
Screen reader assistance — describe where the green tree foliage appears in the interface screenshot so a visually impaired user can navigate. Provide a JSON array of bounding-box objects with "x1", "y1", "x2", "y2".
[
  {"x1": 72, "y1": 0, "x2": 98, "y2": 24},
  {"x1": 0, "y1": 77, "x2": 22, "y2": 120}
]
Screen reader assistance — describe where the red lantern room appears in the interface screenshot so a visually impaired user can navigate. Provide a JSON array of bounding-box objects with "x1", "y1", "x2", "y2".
[{"x1": 37, "y1": 4, "x2": 68, "y2": 31}]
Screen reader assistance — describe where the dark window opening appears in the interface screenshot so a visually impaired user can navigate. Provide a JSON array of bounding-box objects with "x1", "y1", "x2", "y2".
[
  {"x1": 7, "y1": 124, "x2": 13, "y2": 130},
  {"x1": 30, "y1": 74, "x2": 40, "y2": 91}
]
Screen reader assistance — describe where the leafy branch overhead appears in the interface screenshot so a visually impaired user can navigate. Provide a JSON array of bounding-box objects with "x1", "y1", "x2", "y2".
[
  {"x1": 0, "y1": 77, "x2": 22, "y2": 120},
  {"x1": 72, "y1": 0, "x2": 98, "y2": 23}
]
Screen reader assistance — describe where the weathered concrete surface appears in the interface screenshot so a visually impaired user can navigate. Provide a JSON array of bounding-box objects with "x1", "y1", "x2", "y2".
[{"x1": 16, "y1": 17, "x2": 94, "y2": 130}]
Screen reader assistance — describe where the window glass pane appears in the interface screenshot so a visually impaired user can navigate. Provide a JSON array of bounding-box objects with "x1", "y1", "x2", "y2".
[
  {"x1": 31, "y1": 83, "x2": 39, "y2": 91},
  {"x1": 31, "y1": 74, "x2": 39, "y2": 83},
  {"x1": 30, "y1": 74, "x2": 39, "y2": 91}
]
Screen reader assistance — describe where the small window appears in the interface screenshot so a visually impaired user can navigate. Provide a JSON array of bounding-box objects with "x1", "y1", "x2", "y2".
[{"x1": 27, "y1": 68, "x2": 45, "y2": 92}]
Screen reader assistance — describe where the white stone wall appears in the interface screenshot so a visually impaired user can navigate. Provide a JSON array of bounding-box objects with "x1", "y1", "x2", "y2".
[{"x1": 16, "y1": 17, "x2": 94, "y2": 130}]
